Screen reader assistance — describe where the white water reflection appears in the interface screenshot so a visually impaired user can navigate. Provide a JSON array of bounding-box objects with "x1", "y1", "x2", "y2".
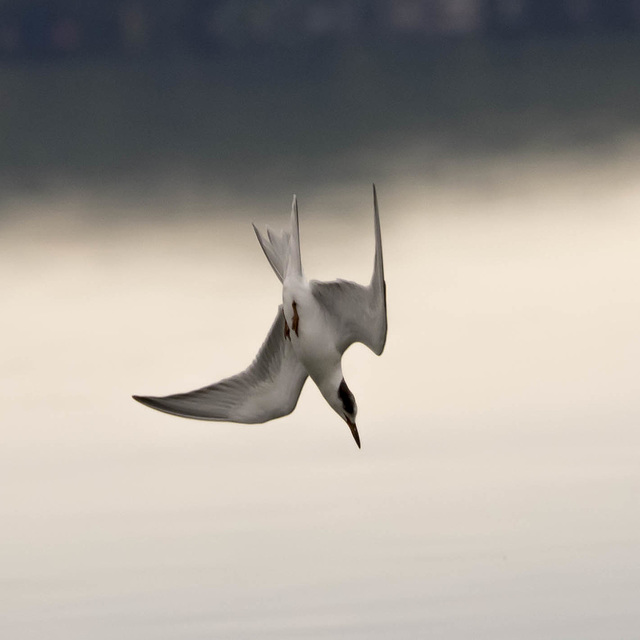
[{"x1": 1, "y1": 149, "x2": 640, "y2": 639}]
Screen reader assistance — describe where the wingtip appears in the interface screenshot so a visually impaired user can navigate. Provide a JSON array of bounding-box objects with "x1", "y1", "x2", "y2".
[
  {"x1": 372, "y1": 185, "x2": 381, "y2": 235},
  {"x1": 133, "y1": 394, "x2": 159, "y2": 410},
  {"x1": 132, "y1": 393, "x2": 184, "y2": 416},
  {"x1": 290, "y1": 194, "x2": 299, "y2": 226},
  {"x1": 369, "y1": 183, "x2": 385, "y2": 321},
  {"x1": 288, "y1": 192, "x2": 303, "y2": 276}
]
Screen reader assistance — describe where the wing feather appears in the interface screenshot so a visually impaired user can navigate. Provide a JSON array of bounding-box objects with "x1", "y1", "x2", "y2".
[
  {"x1": 310, "y1": 185, "x2": 387, "y2": 355},
  {"x1": 133, "y1": 306, "x2": 307, "y2": 423},
  {"x1": 311, "y1": 279, "x2": 386, "y2": 355}
]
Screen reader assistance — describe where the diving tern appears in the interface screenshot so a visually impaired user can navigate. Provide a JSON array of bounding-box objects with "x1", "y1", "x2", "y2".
[{"x1": 133, "y1": 186, "x2": 387, "y2": 448}]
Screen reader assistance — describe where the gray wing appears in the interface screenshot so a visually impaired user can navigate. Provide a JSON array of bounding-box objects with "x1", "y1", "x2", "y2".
[
  {"x1": 133, "y1": 306, "x2": 308, "y2": 423},
  {"x1": 310, "y1": 185, "x2": 387, "y2": 356}
]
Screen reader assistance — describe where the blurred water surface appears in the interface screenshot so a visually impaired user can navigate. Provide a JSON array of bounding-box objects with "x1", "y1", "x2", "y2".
[
  {"x1": 2, "y1": 140, "x2": 640, "y2": 638},
  {"x1": 3, "y1": 35, "x2": 640, "y2": 201}
]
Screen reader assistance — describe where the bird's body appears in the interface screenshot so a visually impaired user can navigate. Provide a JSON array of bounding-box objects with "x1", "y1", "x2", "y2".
[
  {"x1": 284, "y1": 280, "x2": 336, "y2": 381},
  {"x1": 133, "y1": 186, "x2": 387, "y2": 448}
]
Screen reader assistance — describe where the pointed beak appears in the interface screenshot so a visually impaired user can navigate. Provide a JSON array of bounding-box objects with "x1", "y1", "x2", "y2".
[{"x1": 346, "y1": 418, "x2": 361, "y2": 449}]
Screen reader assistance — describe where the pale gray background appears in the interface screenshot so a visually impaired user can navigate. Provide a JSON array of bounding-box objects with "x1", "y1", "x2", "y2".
[{"x1": 2, "y1": 12, "x2": 640, "y2": 639}]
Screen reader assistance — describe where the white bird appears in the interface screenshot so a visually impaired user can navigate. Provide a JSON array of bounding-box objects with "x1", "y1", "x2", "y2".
[{"x1": 133, "y1": 186, "x2": 387, "y2": 448}]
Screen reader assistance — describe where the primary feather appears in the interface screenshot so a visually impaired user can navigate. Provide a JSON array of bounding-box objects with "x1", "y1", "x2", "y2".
[{"x1": 133, "y1": 306, "x2": 307, "y2": 423}]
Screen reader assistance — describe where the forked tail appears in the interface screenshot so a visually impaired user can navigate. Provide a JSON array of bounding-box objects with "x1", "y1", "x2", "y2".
[{"x1": 253, "y1": 195, "x2": 303, "y2": 283}]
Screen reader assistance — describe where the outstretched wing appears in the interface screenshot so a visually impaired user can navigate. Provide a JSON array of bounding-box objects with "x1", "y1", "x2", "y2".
[
  {"x1": 133, "y1": 306, "x2": 308, "y2": 423},
  {"x1": 310, "y1": 185, "x2": 387, "y2": 356}
]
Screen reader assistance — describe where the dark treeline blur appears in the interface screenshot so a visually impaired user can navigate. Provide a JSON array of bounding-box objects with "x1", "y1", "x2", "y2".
[{"x1": 0, "y1": 0, "x2": 639, "y2": 59}]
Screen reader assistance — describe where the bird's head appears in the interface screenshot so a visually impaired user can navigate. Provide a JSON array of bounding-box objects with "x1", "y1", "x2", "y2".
[{"x1": 317, "y1": 371, "x2": 360, "y2": 448}]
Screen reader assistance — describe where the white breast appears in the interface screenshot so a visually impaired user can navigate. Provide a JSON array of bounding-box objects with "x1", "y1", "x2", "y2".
[{"x1": 283, "y1": 277, "x2": 340, "y2": 381}]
